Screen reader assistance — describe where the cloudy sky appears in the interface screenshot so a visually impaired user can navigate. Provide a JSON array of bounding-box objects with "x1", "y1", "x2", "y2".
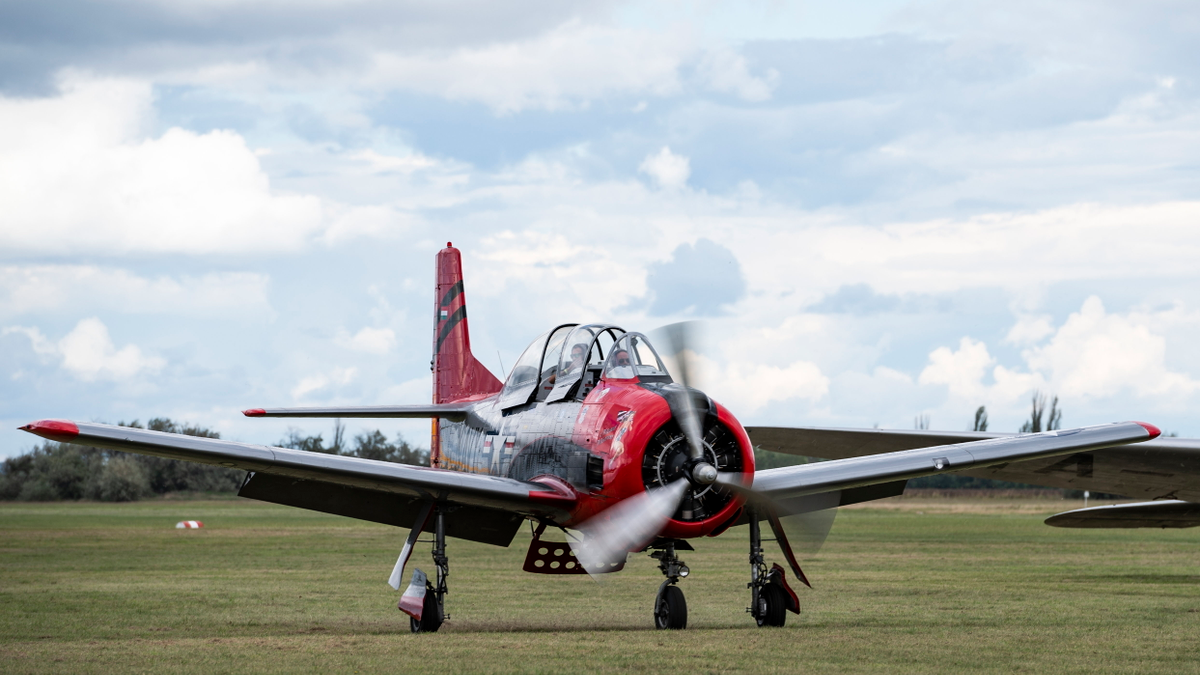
[{"x1": 3, "y1": 0, "x2": 1200, "y2": 458}]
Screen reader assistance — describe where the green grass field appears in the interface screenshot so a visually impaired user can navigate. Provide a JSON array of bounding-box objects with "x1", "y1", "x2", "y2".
[{"x1": 2, "y1": 496, "x2": 1198, "y2": 674}]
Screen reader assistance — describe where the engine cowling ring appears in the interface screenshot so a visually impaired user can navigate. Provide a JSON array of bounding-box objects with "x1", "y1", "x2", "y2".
[{"x1": 642, "y1": 420, "x2": 744, "y2": 523}]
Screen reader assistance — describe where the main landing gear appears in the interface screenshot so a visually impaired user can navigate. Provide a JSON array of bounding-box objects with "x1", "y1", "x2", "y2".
[
  {"x1": 411, "y1": 508, "x2": 449, "y2": 634},
  {"x1": 650, "y1": 540, "x2": 690, "y2": 630},
  {"x1": 748, "y1": 511, "x2": 790, "y2": 627}
]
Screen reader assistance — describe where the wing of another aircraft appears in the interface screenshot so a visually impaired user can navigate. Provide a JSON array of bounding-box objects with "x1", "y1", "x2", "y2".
[
  {"x1": 747, "y1": 426, "x2": 1200, "y2": 503},
  {"x1": 18, "y1": 419, "x2": 575, "y2": 546},
  {"x1": 1045, "y1": 500, "x2": 1200, "y2": 528}
]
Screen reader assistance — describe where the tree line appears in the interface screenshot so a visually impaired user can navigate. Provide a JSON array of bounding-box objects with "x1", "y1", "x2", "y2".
[
  {"x1": 0, "y1": 418, "x2": 427, "y2": 502},
  {"x1": 908, "y1": 391, "x2": 1062, "y2": 489},
  {"x1": 755, "y1": 391, "x2": 1079, "y2": 491}
]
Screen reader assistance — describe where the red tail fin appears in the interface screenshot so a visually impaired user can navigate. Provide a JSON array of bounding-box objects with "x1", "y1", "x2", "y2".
[{"x1": 433, "y1": 243, "x2": 502, "y2": 404}]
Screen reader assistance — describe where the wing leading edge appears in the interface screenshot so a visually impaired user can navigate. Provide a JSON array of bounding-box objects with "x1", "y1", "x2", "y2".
[{"x1": 19, "y1": 419, "x2": 576, "y2": 545}]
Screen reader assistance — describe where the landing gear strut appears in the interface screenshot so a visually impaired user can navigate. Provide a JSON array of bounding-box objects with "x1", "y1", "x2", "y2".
[
  {"x1": 748, "y1": 511, "x2": 787, "y2": 627},
  {"x1": 410, "y1": 507, "x2": 449, "y2": 633},
  {"x1": 651, "y1": 541, "x2": 689, "y2": 630}
]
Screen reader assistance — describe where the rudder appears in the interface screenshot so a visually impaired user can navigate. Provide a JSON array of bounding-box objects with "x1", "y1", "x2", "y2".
[{"x1": 433, "y1": 243, "x2": 503, "y2": 404}]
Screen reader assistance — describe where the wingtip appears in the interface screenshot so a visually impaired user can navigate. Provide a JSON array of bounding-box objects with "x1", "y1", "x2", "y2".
[
  {"x1": 243, "y1": 408, "x2": 266, "y2": 417},
  {"x1": 1134, "y1": 421, "x2": 1161, "y2": 439},
  {"x1": 19, "y1": 419, "x2": 80, "y2": 442}
]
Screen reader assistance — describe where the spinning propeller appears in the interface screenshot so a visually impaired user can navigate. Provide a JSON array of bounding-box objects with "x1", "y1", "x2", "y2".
[{"x1": 574, "y1": 322, "x2": 834, "y2": 580}]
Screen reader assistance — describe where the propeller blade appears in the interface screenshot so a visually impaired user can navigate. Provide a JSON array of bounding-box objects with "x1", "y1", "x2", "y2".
[
  {"x1": 574, "y1": 479, "x2": 688, "y2": 578},
  {"x1": 659, "y1": 322, "x2": 700, "y2": 388},
  {"x1": 715, "y1": 471, "x2": 838, "y2": 567},
  {"x1": 656, "y1": 321, "x2": 706, "y2": 461},
  {"x1": 771, "y1": 493, "x2": 839, "y2": 556}
]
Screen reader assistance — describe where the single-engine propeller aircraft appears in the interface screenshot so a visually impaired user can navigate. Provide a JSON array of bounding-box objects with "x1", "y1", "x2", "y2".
[{"x1": 20, "y1": 244, "x2": 1165, "y2": 632}]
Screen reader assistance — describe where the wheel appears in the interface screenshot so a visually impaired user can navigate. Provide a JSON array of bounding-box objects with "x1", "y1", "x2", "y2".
[
  {"x1": 654, "y1": 584, "x2": 688, "y2": 630},
  {"x1": 409, "y1": 590, "x2": 444, "y2": 633},
  {"x1": 755, "y1": 584, "x2": 787, "y2": 628}
]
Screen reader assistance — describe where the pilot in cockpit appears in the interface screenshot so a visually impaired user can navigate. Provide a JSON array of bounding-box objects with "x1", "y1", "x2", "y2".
[
  {"x1": 565, "y1": 343, "x2": 589, "y2": 375},
  {"x1": 544, "y1": 343, "x2": 589, "y2": 389},
  {"x1": 613, "y1": 349, "x2": 631, "y2": 368}
]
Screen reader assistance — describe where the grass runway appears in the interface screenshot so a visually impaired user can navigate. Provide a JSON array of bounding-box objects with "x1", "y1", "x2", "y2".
[{"x1": 2, "y1": 495, "x2": 1198, "y2": 674}]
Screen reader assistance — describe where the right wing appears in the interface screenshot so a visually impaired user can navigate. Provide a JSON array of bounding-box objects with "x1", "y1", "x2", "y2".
[{"x1": 19, "y1": 419, "x2": 574, "y2": 546}]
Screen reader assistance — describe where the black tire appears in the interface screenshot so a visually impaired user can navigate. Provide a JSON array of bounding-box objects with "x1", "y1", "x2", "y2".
[
  {"x1": 755, "y1": 584, "x2": 787, "y2": 628},
  {"x1": 409, "y1": 591, "x2": 444, "y2": 634},
  {"x1": 654, "y1": 585, "x2": 688, "y2": 630}
]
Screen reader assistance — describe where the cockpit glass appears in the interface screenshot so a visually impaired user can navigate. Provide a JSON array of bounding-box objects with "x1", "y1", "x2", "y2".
[
  {"x1": 499, "y1": 324, "x2": 577, "y2": 409},
  {"x1": 602, "y1": 333, "x2": 671, "y2": 381},
  {"x1": 540, "y1": 325, "x2": 573, "y2": 382},
  {"x1": 502, "y1": 329, "x2": 549, "y2": 393},
  {"x1": 557, "y1": 325, "x2": 599, "y2": 379},
  {"x1": 544, "y1": 324, "x2": 626, "y2": 402}
]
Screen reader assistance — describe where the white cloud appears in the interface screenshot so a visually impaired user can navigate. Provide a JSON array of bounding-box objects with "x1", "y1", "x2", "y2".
[
  {"x1": 695, "y1": 46, "x2": 779, "y2": 101},
  {"x1": 639, "y1": 147, "x2": 691, "y2": 190},
  {"x1": 336, "y1": 327, "x2": 396, "y2": 355},
  {"x1": 691, "y1": 351, "x2": 829, "y2": 414},
  {"x1": 719, "y1": 360, "x2": 829, "y2": 412},
  {"x1": 0, "y1": 265, "x2": 271, "y2": 318},
  {"x1": 1026, "y1": 296, "x2": 1200, "y2": 399},
  {"x1": 320, "y1": 205, "x2": 423, "y2": 245},
  {"x1": 1005, "y1": 314, "x2": 1055, "y2": 345},
  {"x1": 366, "y1": 21, "x2": 689, "y2": 113},
  {"x1": 742, "y1": 201, "x2": 1200, "y2": 297},
  {"x1": 57, "y1": 318, "x2": 165, "y2": 382},
  {"x1": 0, "y1": 75, "x2": 324, "y2": 256},
  {"x1": 894, "y1": 296, "x2": 1200, "y2": 430},
  {"x1": 291, "y1": 367, "x2": 358, "y2": 399},
  {"x1": 348, "y1": 149, "x2": 437, "y2": 174},
  {"x1": 918, "y1": 337, "x2": 994, "y2": 400},
  {"x1": 1, "y1": 326, "x2": 57, "y2": 356},
  {"x1": 5, "y1": 318, "x2": 165, "y2": 381}
]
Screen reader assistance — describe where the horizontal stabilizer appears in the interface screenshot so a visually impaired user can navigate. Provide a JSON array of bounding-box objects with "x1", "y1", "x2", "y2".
[
  {"x1": 242, "y1": 404, "x2": 472, "y2": 421},
  {"x1": 1045, "y1": 500, "x2": 1200, "y2": 528}
]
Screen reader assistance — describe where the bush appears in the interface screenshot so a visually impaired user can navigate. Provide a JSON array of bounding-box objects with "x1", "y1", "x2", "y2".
[
  {"x1": 90, "y1": 455, "x2": 151, "y2": 502},
  {"x1": 280, "y1": 425, "x2": 429, "y2": 466},
  {"x1": 2, "y1": 418, "x2": 243, "y2": 501}
]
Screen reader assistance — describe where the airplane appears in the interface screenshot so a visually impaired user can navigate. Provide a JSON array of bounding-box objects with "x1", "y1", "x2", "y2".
[{"x1": 19, "y1": 243, "x2": 1164, "y2": 633}]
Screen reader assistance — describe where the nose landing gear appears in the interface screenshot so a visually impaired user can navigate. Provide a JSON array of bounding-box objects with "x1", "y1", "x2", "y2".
[{"x1": 650, "y1": 540, "x2": 690, "y2": 629}]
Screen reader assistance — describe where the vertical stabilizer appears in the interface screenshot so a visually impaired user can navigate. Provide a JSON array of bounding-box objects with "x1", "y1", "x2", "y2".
[{"x1": 433, "y1": 243, "x2": 503, "y2": 404}]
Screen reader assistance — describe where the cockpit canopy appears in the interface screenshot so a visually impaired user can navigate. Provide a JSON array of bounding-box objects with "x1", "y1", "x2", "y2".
[
  {"x1": 498, "y1": 324, "x2": 673, "y2": 409},
  {"x1": 600, "y1": 332, "x2": 671, "y2": 381}
]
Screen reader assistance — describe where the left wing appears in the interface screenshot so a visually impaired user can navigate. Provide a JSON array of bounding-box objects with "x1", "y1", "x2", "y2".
[
  {"x1": 19, "y1": 419, "x2": 574, "y2": 546},
  {"x1": 748, "y1": 424, "x2": 1200, "y2": 503},
  {"x1": 749, "y1": 422, "x2": 1160, "y2": 510}
]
